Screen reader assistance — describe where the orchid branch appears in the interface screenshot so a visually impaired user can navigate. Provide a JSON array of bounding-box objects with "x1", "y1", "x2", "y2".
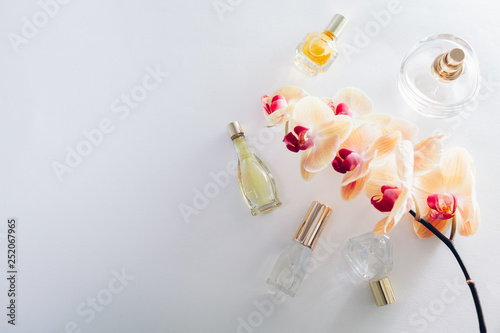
[{"x1": 409, "y1": 210, "x2": 486, "y2": 333}]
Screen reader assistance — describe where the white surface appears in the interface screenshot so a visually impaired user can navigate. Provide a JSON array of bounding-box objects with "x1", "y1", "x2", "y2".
[{"x1": 0, "y1": 0, "x2": 499, "y2": 332}]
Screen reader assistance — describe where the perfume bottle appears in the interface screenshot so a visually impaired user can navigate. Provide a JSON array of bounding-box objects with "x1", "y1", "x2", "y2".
[
  {"x1": 267, "y1": 201, "x2": 331, "y2": 296},
  {"x1": 294, "y1": 14, "x2": 348, "y2": 76},
  {"x1": 227, "y1": 121, "x2": 281, "y2": 215},
  {"x1": 342, "y1": 232, "x2": 396, "y2": 306},
  {"x1": 398, "y1": 34, "x2": 480, "y2": 118}
]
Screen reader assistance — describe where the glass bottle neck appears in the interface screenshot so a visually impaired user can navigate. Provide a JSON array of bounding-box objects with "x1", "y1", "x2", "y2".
[
  {"x1": 321, "y1": 30, "x2": 336, "y2": 41},
  {"x1": 232, "y1": 135, "x2": 253, "y2": 158}
]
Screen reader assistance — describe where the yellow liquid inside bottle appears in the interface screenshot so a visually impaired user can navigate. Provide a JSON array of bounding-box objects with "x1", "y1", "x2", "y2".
[
  {"x1": 233, "y1": 135, "x2": 281, "y2": 215},
  {"x1": 301, "y1": 31, "x2": 335, "y2": 66}
]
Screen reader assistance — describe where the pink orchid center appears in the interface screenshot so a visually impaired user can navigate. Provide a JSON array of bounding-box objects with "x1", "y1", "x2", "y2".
[
  {"x1": 283, "y1": 126, "x2": 314, "y2": 153},
  {"x1": 332, "y1": 148, "x2": 361, "y2": 174},
  {"x1": 371, "y1": 185, "x2": 402, "y2": 213},
  {"x1": 262, "y1": 94, "x2": 287, "y2": 115},
  {"x1": 296, "y1": 126, "x2": 309, "y2": 145},
  {"x1": 427, "y1": 193, "x2": 457, "y2": 220},
  {"x1": 328, "y1": 102, "x2": 352, "y2": 117}
]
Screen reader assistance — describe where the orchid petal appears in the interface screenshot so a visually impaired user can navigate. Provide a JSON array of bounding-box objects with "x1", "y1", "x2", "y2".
[
  {"x1": 270, "y1": 95, "x2": 287, "y2": 112},
  {"x1": 332, "y1": 149, "x2": 361, "y2": 174},
  {"x1": 321, "y1": 97, "x2": 332, "y2": 105},
  {"x1": 413, "y1": 133, "x2": 449, "y2": 151},
  {"x1": 342, "y1": 124, "x2": 376, "y2": 153},
  {"x1": 368, "y1": 130, "x2": 401, "y2": 162},
  {"x1": 283, "y1": 132, "x2": 300, "y2": 152},
  {"x1": 454, "y1": 166, "x2": 475, "y2": 201},
  {"x1": 384, "y1": 118, "x2": 418, "y2": 141},
  {"x1": 396, "y1": 141, "x2": 414, "y2": 183},
  {"x1": 331, "y1": 87, "x2": 373, "y2": 115},
  {"x1": 261, "y1": 95, "x2": 271, "y2": 114},
  {"x1": 284, "y1": 126, "x2": 313, "y2": 152},
  {"x1": 441, "y1": 147, "x2": 475, "y2": 193},
  {"x1": 413, "y1": 165, "x2": 442, "y2": 194},
  {"x1": 264, "y1": 104, "x2": 294, "y2": 125},
  {"x1": 457, "y1": 203, "x2": 480, "y2": 236},
  {"x1": 263, "y1": 86, "x2": 309, "y2": 125},
  {"x1": 413, "y1": 136, "x2": 445, "y2": 176},
  {"x1": 300, "y1": 148, "x2": 316, "y2": 181},
  {"x1": 373, "y1": 217, "x2": 395, "y2": 235},
  {"x1": 427, "y1": 193, "x2": 453, "y2": 211},
  {"x1": 341, "y1": 172, "x2": 371, "y2": 201},
  {"x1": 317, "y1": 115, "x2": 353, "y2": 143},
  {"x1": 364, "y1": 163, "x2": 399, "y2": 199},
  {"x1": 407, "y1": 195, "x2": 416, "y2": 212},
  {"x1": 357, "y1": 113, "x2": 392, "y2": 127},
  {"x1": 371, "y1": 185, "x2": 401, "y2": 212},
  {"x1": 387, "y1": 187, "x2": 409, "y2": 226},
  {"x1": 412, "y1": 167, "x2": 443, "y2": 216},
  {"x1": 303, "y1": 134, "x2": 341, "y2": 172},
  {"x1": 413, "y1": 215, "x2": 451, "y2": 239},
  {"x1": 335, "y1": 103, "x2": 352, "y2": 116},
  {"x1": 341, "y1": 152, "x2": 375, "y2": 186},
  {"x1": 294, "y1": 126, "x2": 309, "y2": 136},
  {"x1": 273, "y1": 86, "x2": 309, "y2": 104},
  {"x1": 456, "y1": 194, "x2": 473, "y2": 220},
  {"x1": 293, "y1": 96, "x2": 335, "y2": 129},
  {"x1": 427, "y1": 193, "x2": 457, "y2": 220}
]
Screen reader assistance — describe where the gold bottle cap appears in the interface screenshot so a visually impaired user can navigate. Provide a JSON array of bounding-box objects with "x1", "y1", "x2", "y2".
[
  {"x1": 431, "y1": 48, "x2": 465, "y2": 81},
  {"x1": 369, "y1": 277, "x2": 396, "y2": 306},
  {"x1": 227, "y1": 121, "x2": 244, "y2": 140},
  {"x1": 293, "y1": 201, "x2": 332, "y2": 250},
  {"x1": 325, "y1": 14, "x2": 348, "y2": 38}
]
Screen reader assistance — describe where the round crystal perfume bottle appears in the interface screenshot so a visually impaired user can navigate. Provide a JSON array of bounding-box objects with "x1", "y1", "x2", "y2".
[
  {"x1": 342, "y1": 232, "x2": 396, "y2": 306},
  {"x1": 398, "y1": 34, "x2": 480, "y2": 118}
]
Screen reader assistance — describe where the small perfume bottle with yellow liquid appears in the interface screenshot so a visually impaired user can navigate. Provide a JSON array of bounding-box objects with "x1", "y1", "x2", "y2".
[
  {"x1": 227, "y1": 121, "x2": 281, "y2": 215},
  {"x1": 294, "y1": 14, "x2": 348, "y2": 76}
]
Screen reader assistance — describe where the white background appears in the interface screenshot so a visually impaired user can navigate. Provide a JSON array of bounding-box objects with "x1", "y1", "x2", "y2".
[{"x1": 1, "y1": 0, "x2": 499, "y2": 332}]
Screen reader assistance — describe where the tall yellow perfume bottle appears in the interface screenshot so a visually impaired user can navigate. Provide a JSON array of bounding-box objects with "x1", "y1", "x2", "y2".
[
  {"x1": 294, "y1": 14, "x2": 348, "y2": 76},
  {"x1": 227, "y1": 121, "x2": 281, "y2": 215}
]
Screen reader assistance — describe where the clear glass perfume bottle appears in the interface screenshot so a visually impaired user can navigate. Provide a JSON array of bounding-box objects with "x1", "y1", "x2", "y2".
[
  {"x1": 294, "y1": 14, "x2": 348, "y2": 76},
  {"x1": 398, "y1": 34, "x2": 480, "y2": 118},
  {"x1": 227, "y1": 121, "x2": 281, "y2": 216},
  {"x1": 267, "y1": 201, "x2": 331, "y2": 296},
  {"x1": 342, "y1": 232, "x2": 396, "y2": 306}
]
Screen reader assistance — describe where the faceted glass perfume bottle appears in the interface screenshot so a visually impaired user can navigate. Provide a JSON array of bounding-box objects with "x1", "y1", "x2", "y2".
[
  {"x1": 398, "y1": 34, "x2": 480, "y2": 118},
  {"x1": 294, "y1": 14, "x2": 348, "y2": 76},
  {"x1": 267, "y1": 201, "x2": 331, "y2": 296},
  {"x1": 342, "y1": 232, "x2": 396, "y2": 306},
  {"x1": 227, "y1": 121, "x2": 281, "y2": 216}
]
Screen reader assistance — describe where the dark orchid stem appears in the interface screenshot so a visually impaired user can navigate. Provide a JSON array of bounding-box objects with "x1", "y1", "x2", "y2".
[{"x1": 409, "y1": 210, "x2": 486, "y2": 333}]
